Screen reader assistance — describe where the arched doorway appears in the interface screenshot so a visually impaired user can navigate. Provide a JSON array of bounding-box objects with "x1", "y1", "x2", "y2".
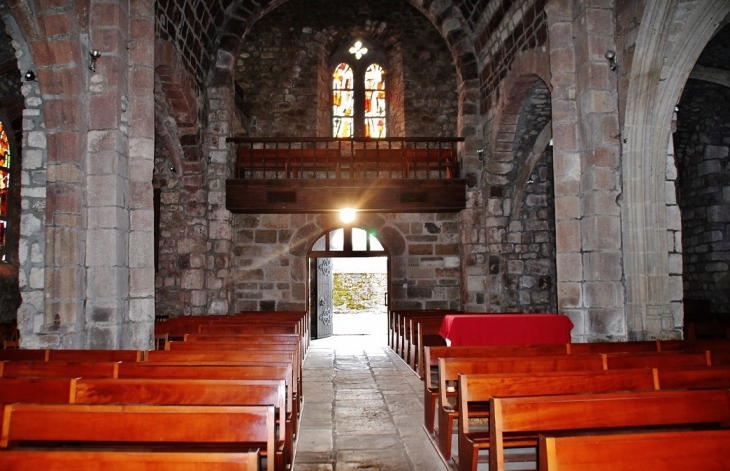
[{"x1": 308, "y1": 226, "x2": 388, "y2": 340}]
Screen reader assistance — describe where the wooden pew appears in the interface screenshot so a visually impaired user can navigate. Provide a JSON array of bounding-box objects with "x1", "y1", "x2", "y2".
[
  {"x1": 566, "y1": 340, "x2": 661, "y2": 354},
  {"x1": 0, "y1": 350, "x2": 48, "y2": 361},
  {"x1": 422, "y1": 344, "x2": 570, "y2": 435},
  {"x1": 0, "y1": 378, "x2": 75, "y2": 403},
  {"x1": 0, "y1": 403, "x2": 276, "y2": 471},
  {"x1": 406, "y1": 316, "x2": 446, "y2": 375},
  {"x1": 538, "y1": 429, "x2": 730, "y2": 471},
  {"x1": 390, "y1": 310, "x2": 458, "y2": 357},
  {"x1": 46, "y1": 349, "x2": 144, "y2": 362},
  {"x1": 0, "y1": 450, "x2": 261, "y2": 471},
  {"x1": 415, "y1": 319, "x2": 447, "y2": 378},
  {"x1": 0, "y1": 361, "x2": 120, "y2": 378},
  {"x1": 488, "y1": 388, "x2": 730, "y2": 471},
  {"x1": 73, "y1": 378, "x2": 290, "y2": 471},
  {"x1": 436, "y1": 354, "x2": 606, "y2": 460},
  {"x1": 117, "y1": 362, "x2": 298, "y2": 435},
  {"x1": 455, "y1": 369, "x2": 659, "y2": 470},
  {"x1": 145, "y1": 350, "x2": 302, "y2": 428},
  {"x1": 655, "y1": 365, "x2": 730, "y2": 389}
]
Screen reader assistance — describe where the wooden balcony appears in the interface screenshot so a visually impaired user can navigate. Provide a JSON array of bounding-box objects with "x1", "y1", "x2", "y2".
[{"x1": 225, "y1": 137, "x2": 467, "y2": 214}]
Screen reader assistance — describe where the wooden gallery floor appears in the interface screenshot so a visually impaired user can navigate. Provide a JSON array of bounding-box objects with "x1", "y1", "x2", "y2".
[{"x1": 294, "y1": 332, "x2": 448, "y2": 471}]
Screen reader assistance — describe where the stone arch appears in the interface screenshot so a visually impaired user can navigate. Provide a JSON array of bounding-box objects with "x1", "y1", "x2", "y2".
[
  {"x1": 483, "y1": 63, "x2": 555, "y2": 312},
  {"x1": 211, "y1": 0, "x2": 480, "y2": 148},
  {"x1": 490, "y1": 50, "x2": 552, "y2": 147},
  {"x1": 621, "y1": 0, "x2": 730, "y2": 339},
  {"x1": 155, "y1": 40, "x2": 199, "y2": 136}
]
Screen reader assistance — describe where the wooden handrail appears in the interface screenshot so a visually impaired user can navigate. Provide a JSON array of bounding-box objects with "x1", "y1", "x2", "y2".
[{"x1": 226, "y1": 136, "x2": 464, "y2": 179}]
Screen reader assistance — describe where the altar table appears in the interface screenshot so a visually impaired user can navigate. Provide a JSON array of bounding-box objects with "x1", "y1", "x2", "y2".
[{"x1": 439, "y1": 313, "x2": 573, "y2": 346}]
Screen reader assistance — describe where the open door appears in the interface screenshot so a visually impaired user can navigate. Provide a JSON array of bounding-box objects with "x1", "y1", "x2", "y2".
[{"x1": 310, "y1": 257, "x2": 333, "y2": 339}]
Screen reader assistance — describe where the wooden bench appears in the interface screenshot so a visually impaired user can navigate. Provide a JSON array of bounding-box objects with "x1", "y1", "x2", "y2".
[
  {"x1": 145, "y1": 350, "x2": 301, "y2": 427},
  {"x1": 488, "y1": 388, "x2": 730, "y2": 471},
  {"x1": 422, "y1": 344, "x2": 570, "y2": 435},
  {"x1": 415, "y1": 318, "x2": 447, "y2": 377},
  {"x1": 391, "y1": 310, "x2": 459, "y2": 358},
  {"x1": 0, "y1": 449, "x2": 261, "y2": 471},
  {"x1": 455, "y1": 369, "x2": 660, "y2": 470},
  {"x1": 45, "y1": 349, "x2": 144, "y2": 362},
  {"x1": 117, "y1": 362, "x2": 298, "y2": 435},
  {"x1": 0, "y1": 403, "x2": 276, "y2": 471},
  {"x1": 404, "y1": 316, "x2": 446, "y2": 372},
  {"x1": 566, "y1": 340, "x2": 661, "y2": 354},
  {"x1": 0, "y1": 378, "x2": 75, "y2": 403},
  {"x1": 538, "y1": 429, "x2": 730, "y2": 471},
  {"x1": 654, "y1": 365, "x2": 730, "y2": 389},
  {"x1": 0, "y1": 361, "x2": 120, "y2": 378},
  {"x1": 73, "y1": 378, "x2": 290, "y2": 471},
  {"x1": 436, "y1": 354, "x2": 606, "y2": 460}
]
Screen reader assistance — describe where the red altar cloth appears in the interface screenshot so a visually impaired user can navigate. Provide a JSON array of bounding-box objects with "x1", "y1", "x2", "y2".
[{"x1": 438, "y1": 314, "x2": 573, "y2": 346}]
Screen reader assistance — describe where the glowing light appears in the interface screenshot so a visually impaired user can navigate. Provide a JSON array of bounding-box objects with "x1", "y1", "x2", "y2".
[
  {"x1": 339, "y1": 208, "x2": 357, "y2": 224},
  {"x1": 348, "y1": 41, "x2": 368, "y2": 60}
]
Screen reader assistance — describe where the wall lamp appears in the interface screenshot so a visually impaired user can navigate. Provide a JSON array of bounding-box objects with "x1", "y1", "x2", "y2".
[
  {"x1": 89, "y1": 49, "x2": 101, "y2": 72},
  {"x1": 24, "y1": 70, "x2": 35, "y2": 81},
  {"x1": 605, "y1": 50, "x2": 617, "y2": 71}
]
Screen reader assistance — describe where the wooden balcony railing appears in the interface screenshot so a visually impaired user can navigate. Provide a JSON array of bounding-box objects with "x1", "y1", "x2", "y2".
[{"x1": 225, "y1": 137, "x2": 464, "y2": 180}]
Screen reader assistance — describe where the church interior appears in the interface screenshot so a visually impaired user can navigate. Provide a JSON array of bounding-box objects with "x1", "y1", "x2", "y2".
[{"x1": 0, "y1": 0, "x2": 729, "y2": 469}]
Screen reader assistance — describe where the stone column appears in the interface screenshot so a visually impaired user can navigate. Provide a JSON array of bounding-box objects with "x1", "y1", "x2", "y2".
[
  {"x1": 206, "y1": 82, "x2": 234, "y2": 315},
  {"x1": 126, "y1": 0, "x2": 156, "y2": 348},
  {"x1": 546, "y1": 0, "x2": 625, "y2": 341}
]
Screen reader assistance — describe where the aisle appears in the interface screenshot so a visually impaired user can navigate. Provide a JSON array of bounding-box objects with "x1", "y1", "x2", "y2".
[{"x1": 294, "y1": 333, "x2": 448, "y2": 471}]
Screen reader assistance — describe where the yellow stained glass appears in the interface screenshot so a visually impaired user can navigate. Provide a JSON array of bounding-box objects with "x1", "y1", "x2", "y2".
[
  {"x1": 333, "y1": 63, "x2": 355, "y2": 137},
  {"x1": 0, "y1": 120, "x2": 8, "y2": 260},
  {"x1": 364, "y1": 64, "x2": 386, "y2": 138}
]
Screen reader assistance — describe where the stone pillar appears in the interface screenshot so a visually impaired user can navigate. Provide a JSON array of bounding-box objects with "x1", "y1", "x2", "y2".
[
  {"x1": 546, "y1": 0, "x2": 585, "y2": 338},
  {"x1": 126, "y1": 0, "x2": 156, "y2": 348},
  {"x1": 34, "y1": 1, "x2": 88, "y2": 348},
  {"x1": 206, "y1": 83, "x2": 234, "y2": 315},
  {"x1": 546, "y1": 0, "x2": 625, "y2": 341},
  {"x1": 572, "y1": 1, "x2": 624, "y2": 340},
  {"x1": 13, "y1": 0, "x2": 155, "y2": 348},
  {"x1": 85, "y1": 0, "x2": 134, "y2": 349}
]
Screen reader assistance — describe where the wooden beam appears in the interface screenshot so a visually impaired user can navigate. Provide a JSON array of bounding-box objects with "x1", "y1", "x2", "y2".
[{"x1": 226, "y1": 178, "x2": 466, "y2": 213}]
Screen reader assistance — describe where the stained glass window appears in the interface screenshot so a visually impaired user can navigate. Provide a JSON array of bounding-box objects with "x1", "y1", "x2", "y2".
[
  {"x1": 0, "y1": 120, "x2": 10, "y2": 262},
  {"x1": 364, "y1": 63, "x2": 386, "y2": 138},
  {"x1": 331, "y1": 40, "x2": 387, "y2": 138},
  {"x1": 333, "y1": 63, "x2": 354, "y2": 138}
]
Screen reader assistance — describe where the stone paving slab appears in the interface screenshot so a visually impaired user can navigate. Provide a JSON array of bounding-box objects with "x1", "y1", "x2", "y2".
[{"x1": 294, "y1": 335, "x2": 448, "y2": 471}]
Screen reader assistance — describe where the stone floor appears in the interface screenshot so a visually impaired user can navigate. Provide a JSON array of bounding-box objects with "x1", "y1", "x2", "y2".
[{"x1": 293, "y1": 332, "x2": 448, "y2": 471}]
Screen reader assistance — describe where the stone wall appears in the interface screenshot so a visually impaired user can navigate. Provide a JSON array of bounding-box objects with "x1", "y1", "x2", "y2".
[
  {"x1": 231, "y1": 212, "x2": 461, "y2": 312},
  {"x1": 674, "y1": 79, "x2": 730, "y2": 314},
  {"x1": 233, "y1": 0, "x2": 457, "y2": 138}
]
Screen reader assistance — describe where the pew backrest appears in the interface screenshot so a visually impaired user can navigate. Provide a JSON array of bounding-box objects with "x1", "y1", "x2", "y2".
[
  {"x1": 0, "y1": 403, "x2": 276, "y2": 471},
  {"x1": 489, "y1": 388, "x2": 730, "y2": 471},
  {"x1": 0, "y1": 449, "x2": 261, "y2": 471},
  {"x1": 538, "y1": 429, "x2": 730, "y2": 471}
]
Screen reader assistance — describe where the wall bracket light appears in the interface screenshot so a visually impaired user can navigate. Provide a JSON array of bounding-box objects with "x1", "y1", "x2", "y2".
[
  {"x1": 89, "y1": 49, "x2": 101, "y2": 72},
  {"x1": 24, "y1": 70, "x2": 35, "y2": 81},
  {"x1": 605, "y1": 50, "x2": 617, "y2": 71}
]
